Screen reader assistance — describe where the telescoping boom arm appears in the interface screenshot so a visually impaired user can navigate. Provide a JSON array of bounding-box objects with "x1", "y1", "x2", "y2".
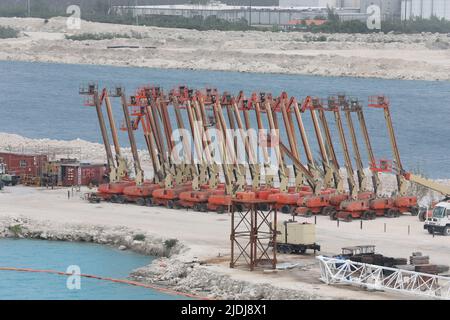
[
  {"x1": 302, "y1": 97, "x2": 336, "y2": 190},
  {"x1": 279, "y1": 143, "x2": 321, "y2": 195},
  {"x1": 368, "y1": 96, "x2": 407, "y2": 196},
  {"x1": 230, "y1": 93, "x2": 261, "y2": 190},
  {"x1": 277, "y1": 93, "x2": 304, "y2": 191},
  {"x1": 404, "y1": 173, "x2": 450, "y2": 198},
  {"x1": 212, "y1": 94, "x2": 243, "y2": 196},
  {"x1": 104, "y1": 87, "x2": 128, "y2": 180},
  {"x1": 341, "y1": 97, "x2": 370, "y2": 193},
  {"x1": 262, "y1": 93, "x2": 289, "y2": 193},
  {"x1": 311, "y1": 98, "x2": 344, "y2": 193},
  {"x1": 327, "y1": 96, "x2": 357, "y2": 199},
  {"x1": 120, "y1": 90, "x2": 144, "y2": 186},
  {"x1": 79, "y1": 84, "x2": 125, "y2": 183}
]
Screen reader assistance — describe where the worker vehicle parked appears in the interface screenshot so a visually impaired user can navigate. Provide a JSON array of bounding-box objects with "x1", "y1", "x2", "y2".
[
  {"x1": 423, "y1": 201, "x2": 450, "y2": 235},
  {"x1": 0, "y1": 162, "x2": 19, "y2": 187}
]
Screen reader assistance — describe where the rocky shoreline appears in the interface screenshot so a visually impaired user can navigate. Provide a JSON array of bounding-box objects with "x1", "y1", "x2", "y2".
[{"x1": 0, "y1": 215, "x2": 320, "y2": 300}]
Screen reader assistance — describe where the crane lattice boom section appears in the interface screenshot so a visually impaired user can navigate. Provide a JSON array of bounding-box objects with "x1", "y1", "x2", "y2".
[{"x1": 317, "y1": 256, "x2": 450, "y2": 300}]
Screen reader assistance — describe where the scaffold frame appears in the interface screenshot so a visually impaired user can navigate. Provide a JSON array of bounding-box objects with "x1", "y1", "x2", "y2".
[{"x1": 230, "y1": 199, "x2": 277, "y2": 271}]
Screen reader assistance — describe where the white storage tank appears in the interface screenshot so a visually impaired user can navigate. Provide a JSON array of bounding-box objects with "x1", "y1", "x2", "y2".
[
  {"x1": 276, "y1": 221, "x2": 316, "y2": 245},
  {"x1": 402, "y1": 0, "x2": 450, "y2": 20}
]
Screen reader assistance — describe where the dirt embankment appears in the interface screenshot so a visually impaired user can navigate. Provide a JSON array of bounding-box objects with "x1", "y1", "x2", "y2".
[{"x1": 1, "y1": 17, "x2": 450, "y2": 80}]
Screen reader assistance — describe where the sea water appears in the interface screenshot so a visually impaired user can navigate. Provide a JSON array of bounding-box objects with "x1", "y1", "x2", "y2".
[
  {"x1": 0, "y1": 238, "x2": 184, "y2": 300},
  {"x1": 0, "y1": 61, "x2": 449, "y2": 178}
]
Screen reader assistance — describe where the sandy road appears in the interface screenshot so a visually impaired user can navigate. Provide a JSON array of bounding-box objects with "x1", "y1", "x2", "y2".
[{"x1": 1, "y1": 185, "x2": 448, "y2": 299}]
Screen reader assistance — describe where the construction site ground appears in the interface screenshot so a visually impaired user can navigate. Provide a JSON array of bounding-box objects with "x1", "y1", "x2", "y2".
[
  {"x1": 1, "y1": 185, "x2": 449, "y2": 300},
  {"x1": 2, "y1": 17, "x2": 450, "y2": 81}
]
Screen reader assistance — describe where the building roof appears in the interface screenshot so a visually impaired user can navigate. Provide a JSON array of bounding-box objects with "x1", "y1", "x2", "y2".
[
  {"x1": 0, "y1": 151, "x2": 47, "y2": 158},
  {"x1": 60, "y1": 162, "x2": 105, "y2": 167},
  {"x1": 115, "y1": 4, "x2": 328, "y2": 12}
]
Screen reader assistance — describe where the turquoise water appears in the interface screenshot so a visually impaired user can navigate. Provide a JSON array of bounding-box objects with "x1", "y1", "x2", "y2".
[
  {"x1": 0, "y1": 61, "x2": 449, "y2": 178},
  {"x1": 0, "y1": 239, "x2": 184, "y2": 300}
]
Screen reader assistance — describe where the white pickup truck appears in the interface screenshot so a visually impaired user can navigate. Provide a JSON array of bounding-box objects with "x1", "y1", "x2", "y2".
[{"x1": 424, "y1": 200, "x2": 450, "y2": 236}]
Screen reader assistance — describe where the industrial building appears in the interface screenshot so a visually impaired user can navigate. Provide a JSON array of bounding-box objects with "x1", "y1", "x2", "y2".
[
  {"x1": 0, "y1": 152, "x2": 48, "y2": 177},
  {"x1": 280, "y1": 0, "x2": 359, "y2": 7},
  {"x1": 0, "y1": 151, "x2": 106, "y2": 187},
  {"x1": 113, "y1": 1, "x2": 364, "y2": 26},
  {"x1": 56, "y1": 159, "x2": 107, "y2": 187},
  {"x1": 401, "y1": 0, "x2": 450, "y2": 20},
  {"x1": 359, "y1": 0, "x2": 402, "y2": 20}
]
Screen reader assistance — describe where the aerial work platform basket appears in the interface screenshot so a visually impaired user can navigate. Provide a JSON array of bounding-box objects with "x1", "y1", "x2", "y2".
[{"x1": 370, "y1": 159, "x2": 393, "y2": 173}]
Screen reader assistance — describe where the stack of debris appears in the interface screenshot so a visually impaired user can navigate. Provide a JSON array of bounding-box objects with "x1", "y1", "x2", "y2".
[
  {"x1": 351, "y1": 254, "x2": 406, "y2": 268},
  {"x1": 409, "y1": 252, "x2": 448, "y2": 274},
  {"x1": 410, "y1": 252, "x2": 430, "y2": 265},
  {"x1": 338, "y1": 246, "x2": 449, "y2": 275}
]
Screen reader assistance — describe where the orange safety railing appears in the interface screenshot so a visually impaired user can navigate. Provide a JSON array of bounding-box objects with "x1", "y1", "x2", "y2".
[
  {"x1": 368, "y1": 95, "x2": 389, "y2": 108},
  {"x1": 370, "y1": 159, "x2": 393, "y2": 173}
]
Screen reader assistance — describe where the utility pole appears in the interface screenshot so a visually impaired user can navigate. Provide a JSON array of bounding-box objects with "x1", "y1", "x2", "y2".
[
  {"x1": 249, "y1": 0, "x2": 252, "y2": 26},
  {"x1": 135, "y1": 0, "x2": 139, "y2": 26},
  {"x1": 27, "y1": 0, "x2": 31, "y2": 17}
]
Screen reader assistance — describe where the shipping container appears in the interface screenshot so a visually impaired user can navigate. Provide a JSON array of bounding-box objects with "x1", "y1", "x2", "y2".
[
  {"x1": 0, "y1": 152, "x2": 47, "y2": 177},
  {"x1": 60, "y1": 162, "x2": 107, "y2": 187}
]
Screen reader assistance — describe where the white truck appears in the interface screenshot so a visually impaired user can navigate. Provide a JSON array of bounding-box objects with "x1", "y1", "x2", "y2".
[
  {"x1": 423, "y1": 200, "x2": 450, "y2": 236},
  {"x1": 403, "y1": 172, "x2": 450, "y2": 235}
]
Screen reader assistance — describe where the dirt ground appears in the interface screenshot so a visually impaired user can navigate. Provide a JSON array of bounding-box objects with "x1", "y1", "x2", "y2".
[
  {"x1": 1, "y1": 17, "x2": 450, "y2": 80},
  {"x1": 1, "y1": 185, "x2": 448, "y2": 300}
]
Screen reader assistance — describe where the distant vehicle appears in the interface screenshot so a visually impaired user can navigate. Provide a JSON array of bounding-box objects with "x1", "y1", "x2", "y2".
[
  {"x1": 0, "y1": 162, "x2": 19, "y2": 186},
  {"x1": 1, "y1": 174, "x2": 20, "y2": 186},
  {"x1": 403, "y1": 172, "x2": 450, "y2": 222},
  {"x1": 423, "y1": 200, "x2": 450, "y2": 236}
]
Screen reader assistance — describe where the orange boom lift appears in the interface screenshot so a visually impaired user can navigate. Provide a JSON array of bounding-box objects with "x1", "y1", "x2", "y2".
[
  {"x1": 346, "y1": 99, "x2": 396, "y2": 218},
  {"x1": 266, "y1": 92, "x2": 313, "y2": 214},
  {"x1": 326, "y1": 95, "x2": 375, "y2": 221},
  {"x1": 122, "y1": 86, "x2": 163, "y2": 206},
  {"x1": 207, "y1": 92, "x2": 255, "y2": 213},
  {"x1": 151, "y1": 87, "x2": 193, "y2": 208},
  {"x1": 295, "y1": 97, "x2": 345, "y2": 217},
  {"x1": 79, "y1": 84, "x2": 133, "y2": 203},
  {"x1": 368, "y1": 96, "x2": 418, "y2": 216},
  {"x1": 177, "y1": 88, "x2": 221, "y2": 211}
]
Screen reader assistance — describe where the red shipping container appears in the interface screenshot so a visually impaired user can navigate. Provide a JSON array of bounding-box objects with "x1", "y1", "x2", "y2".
[
  {"x1": 0, "y1": 152, "x2": 47, "y2": 177},
  {"x1": 60, "y1": 163, "x2": 106, "y2": 186}
]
